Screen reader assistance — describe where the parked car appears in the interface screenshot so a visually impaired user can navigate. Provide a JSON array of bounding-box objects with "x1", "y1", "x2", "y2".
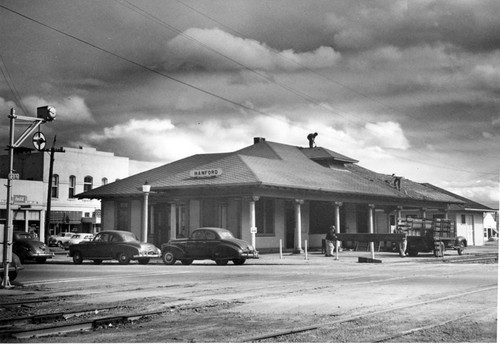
[
  {"x1": 69, "y1": 230, "x2": 161, "y2": 265},
  {"x1": 161, "y1": 227, "x2": 259, "y2": 265},
  {"x1": 49, "y1": 232, "x2": 74, "y2": 247},
  {"x1": 0, "y1": 252, "x2": 23, "y2": 282},
  {"x1": 13, "y1": 231, "x2": 54, "y2": 263},
  {"x1": 63, "y1": 233, "x2": 94, "y2": 250}
]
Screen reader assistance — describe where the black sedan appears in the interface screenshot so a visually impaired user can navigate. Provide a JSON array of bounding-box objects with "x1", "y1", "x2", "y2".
[
  {"x1": 13, "y1": 231, "x2": 54, "y2": 263},
  {"x1": 161, "y1": 227, "x2": 259, "y2": 265},
  {"x1": 69, "y1": 230, "x2": 161, "y2": 265}
]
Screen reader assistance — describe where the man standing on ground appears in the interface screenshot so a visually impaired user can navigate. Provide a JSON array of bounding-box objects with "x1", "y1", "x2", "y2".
[{"x1": 325, "y1": 225, "x2": 336, "y2": 257}]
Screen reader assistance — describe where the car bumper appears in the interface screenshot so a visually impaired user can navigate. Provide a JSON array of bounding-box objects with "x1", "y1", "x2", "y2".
[
  {"x1": 241, "y1": 251, "x2": 259, "y2": 259},
  {"x1": 27, "y1": 252, "x2": 54, "y2": 259},
  {"x1": 133, "y1": 251, "x2": 161, "y2": 259}
]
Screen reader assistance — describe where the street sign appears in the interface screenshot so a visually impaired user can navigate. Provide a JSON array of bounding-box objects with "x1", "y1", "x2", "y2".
[
  {"x1": 32, "y1": 132, "x2": 47, "y2": 151},
  {"x1": 8, "y1": 173, "x2": 20, "y2": 180}
]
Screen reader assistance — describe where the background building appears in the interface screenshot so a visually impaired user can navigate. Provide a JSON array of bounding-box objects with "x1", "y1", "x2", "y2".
[{"x1": 0, "y1": 146, "x2": 160, "y2": 242}]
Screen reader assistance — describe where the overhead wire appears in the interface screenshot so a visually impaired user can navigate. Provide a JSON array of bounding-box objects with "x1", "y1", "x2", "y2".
[{"x1": 0, "y1": 53, "x2": 30, "y2": 116}]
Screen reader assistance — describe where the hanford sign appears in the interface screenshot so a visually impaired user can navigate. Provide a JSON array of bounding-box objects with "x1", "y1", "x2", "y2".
[{"x1": 189, "y1": 168, "x2": 223, "y2": 178}]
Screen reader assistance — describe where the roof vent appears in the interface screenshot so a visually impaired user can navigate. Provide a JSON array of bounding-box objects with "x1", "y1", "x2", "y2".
[{"x1": 254, "y1": 137, "x2": 266, "y2": 144}]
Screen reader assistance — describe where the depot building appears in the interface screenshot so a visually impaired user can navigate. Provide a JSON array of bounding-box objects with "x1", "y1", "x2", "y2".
[{"x1": 77, "y1": 137, "x2": 477, "y2": 252}]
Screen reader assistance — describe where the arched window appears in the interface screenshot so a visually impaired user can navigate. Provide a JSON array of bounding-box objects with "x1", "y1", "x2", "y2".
[
  {"x1": 69, "y1": 175, "x2": 76, "y2": 198},
  {"x1": 102, "y1": 177, "x2": 108, "y2": 185},
  {"x1": 84, "y1": 176, "x2": 93, "y2": 192},
  {"x1": 51, "y1": 174, "x2": 59, "y2": 198}
]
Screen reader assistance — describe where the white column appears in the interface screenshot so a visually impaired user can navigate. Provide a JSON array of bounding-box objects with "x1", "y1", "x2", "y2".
[
  {"x1": 421, "y1": 208, "x2": 427, "y2": 219},
  {"x1": 170, "y1": 203, "x2": 177, "y2": 240},
  {"x1": 39, "y1": 210, "x2": 46, "y2": 243},
  {"x1": 294, "y1": 199, "x2": 304, "y2": 254},
  {"x1": 249, "y1": 196, "x2": 259, "y2": 249},
  {"x1": 142, "y1": 192, "x2": 149, "y2": 242},
  {"x1": 396, "y1": 206, "x2": 403, "y2": 231},
  {"x1": 368, "y1": 204, "x2": 375, "y2": 259},
  {"x1": 334, "y1": 202, "x2": 342, "y2": 257}
]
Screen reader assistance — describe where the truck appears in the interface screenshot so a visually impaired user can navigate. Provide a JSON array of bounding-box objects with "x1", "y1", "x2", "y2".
[{"x1": 399, "y1": 218, "x2": 467, "y2": 257}]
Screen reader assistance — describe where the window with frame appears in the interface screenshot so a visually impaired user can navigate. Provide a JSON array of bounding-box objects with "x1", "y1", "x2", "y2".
[
  {"x1": 68, "y1": 175, "x2": 76, "y2": 198},
  {"x1": 51, "y1": 174, "x2": 59, "y2": 198},
  {"x1": 84, "y1": 176, "x2": 93, "y2": 192},
  {"x1": 256, "y1": 198, "x2": 275, "y2": 235},
  {"x1": 461, "y1": 214, "x2": 466, "y2": 224}
]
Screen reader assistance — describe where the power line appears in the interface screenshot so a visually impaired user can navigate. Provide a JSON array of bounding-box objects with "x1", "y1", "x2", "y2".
[{"x1": 0, "y1": 54, "x2": 30, "y2": 116}]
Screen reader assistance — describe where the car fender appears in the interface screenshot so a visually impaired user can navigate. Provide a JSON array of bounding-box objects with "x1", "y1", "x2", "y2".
[
  {"x1": 455, "y1": 236, "x2": 467, "y2": 247},
  {"x1": 111, "y1": 244, "x2": 139, "y2": 258},
  {"x1": 213, "y1": 243, "x2": 240, "y2": 259},
  {"x1": 161, "y1": 244, "x2": 186, "y2": 258}
]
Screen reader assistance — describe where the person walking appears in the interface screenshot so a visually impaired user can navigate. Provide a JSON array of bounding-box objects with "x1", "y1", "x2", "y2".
[{"x1": 325, "y1": 225, "x2": 336, "y2": 257}]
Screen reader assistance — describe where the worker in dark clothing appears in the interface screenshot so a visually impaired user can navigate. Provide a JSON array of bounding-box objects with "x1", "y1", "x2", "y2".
[
  {"x1": 325, "y1": 225, "x2": 336, "y2": 257},
  {"x1": 391, "y1": 174, "x2": 402, "y2": 190},
  {"x1": 307, "y1": 132, "x2": 318, "y2": 148}
]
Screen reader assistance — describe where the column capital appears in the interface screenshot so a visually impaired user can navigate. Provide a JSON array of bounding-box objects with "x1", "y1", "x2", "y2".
[
  {"x1": 295, "y1": 199, "x2": 304, "y2": 205},
  {"x1": 368, "y1": 203, "x2": 376, "y2": 209},
  {"x1": 334, "y1": 201, "x2": 343, "y2": 207},
  {"x1": 252, "y1": 196, "x2": 260, "y2": 202}
]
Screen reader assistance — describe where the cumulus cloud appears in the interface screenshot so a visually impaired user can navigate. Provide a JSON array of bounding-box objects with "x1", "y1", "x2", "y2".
[
  {"x1": 22, "y1": 95, "x2": 95, "y2": 123},
  {"x1": 164, "y1": 28, "x2": 341, "y2": 72},
  {"x1": 363, "y1": 121, "x2": 410, "y2": 150},
  {"x1": 472, "y1": 64, "x2": 500, "y2": 90}
]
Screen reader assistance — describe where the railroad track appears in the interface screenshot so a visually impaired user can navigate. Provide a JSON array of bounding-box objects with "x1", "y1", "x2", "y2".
[
  {"x1": 239, "y1": 284, "x2": 498, "y2": 342},
  {"x1": 0, "y1": 283, "x2": 495, "y2": 341}
]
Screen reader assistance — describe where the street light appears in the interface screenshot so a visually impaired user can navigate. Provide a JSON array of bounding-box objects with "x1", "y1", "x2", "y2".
[
  {"x1": 141, "y1": 181, "x2": 151, "y2": 243},
  {"x1": 2, "y1": 106, "x2": 56, "y2": 289}
]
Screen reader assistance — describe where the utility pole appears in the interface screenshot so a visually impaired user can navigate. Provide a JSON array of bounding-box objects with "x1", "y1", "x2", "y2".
[
  {"x1": 44, "y1": 136, "x2": 64, "y2": 243},
  {"x1": 2, "y1": 106, "x2": 56, "y2": 288}
]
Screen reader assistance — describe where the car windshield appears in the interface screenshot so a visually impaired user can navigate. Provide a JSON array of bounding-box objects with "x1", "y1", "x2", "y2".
[
  {"x1": 71, "y1": 235, "x2": 80, "y2": 239},
  {"x1": 218, "y1": 231, "x2": 235, "y2": 239}
]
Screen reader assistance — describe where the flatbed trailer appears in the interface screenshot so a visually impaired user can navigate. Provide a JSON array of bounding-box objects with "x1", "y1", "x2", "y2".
[
  {"x1": 399, "y1": 218, "x2": 466, "y2": 257},
  {"x1": 333, "y1": 218, "x2": 466, "y2": 258}
]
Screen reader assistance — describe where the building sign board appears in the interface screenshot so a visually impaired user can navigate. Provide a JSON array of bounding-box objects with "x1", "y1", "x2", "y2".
[
  {"x1": 189, "y1": 168, "x2": 223, "y2": 178},
  {"x1": 13, "y1": 195, "x2": 27, "y2": 203}
]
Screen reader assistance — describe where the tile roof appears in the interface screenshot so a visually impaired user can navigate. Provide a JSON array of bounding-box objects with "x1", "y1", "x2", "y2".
[{"x1": 77, "y1": 140, "x2": 465, "y2": 205}]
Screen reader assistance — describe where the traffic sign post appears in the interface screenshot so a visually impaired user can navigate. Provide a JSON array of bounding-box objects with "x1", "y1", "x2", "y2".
[
  {"x1": 2, "y1": 107, "x2": 56, "y2": 289},
  {"x1": 32, "y1": 132, "x2": 46, "y2": 151}
]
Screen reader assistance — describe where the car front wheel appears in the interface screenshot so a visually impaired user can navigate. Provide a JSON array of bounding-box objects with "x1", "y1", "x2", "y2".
[
  {"x1": 73, "y1": 251, "x2": 83, "y2": 264},
  {"x1": 162, "y1": 251, "x2": 176, "y2": 265},
  {"x1": 35, "y1": 257, "x2": 47, "y2": 264},
  {"x1": 117, "y1": 252, "x2": 131, "y2": 265},
  {"x1": 233, "y1": 258, "x2": 246, "y2": 265},
  {"x1": 93, "y1": 259, "x2": 103, "y2": 265},
  {"x1": 457, "y1": 242, "x2": 465, "y2": 255}
]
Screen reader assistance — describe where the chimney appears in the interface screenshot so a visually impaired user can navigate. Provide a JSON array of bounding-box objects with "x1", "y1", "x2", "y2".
[{"x1": 254, "y1": 137, "x2": 266, "y2": 144}]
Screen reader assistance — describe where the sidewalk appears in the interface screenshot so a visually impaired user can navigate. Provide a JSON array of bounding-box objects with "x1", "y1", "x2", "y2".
[{"x1": 48, "y1": 241, "x2": 498, "y2": 266}]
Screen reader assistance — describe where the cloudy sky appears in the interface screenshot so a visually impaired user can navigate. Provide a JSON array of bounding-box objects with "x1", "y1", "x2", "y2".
[{"x1": 0, "y1": 0, "x2": 498, "y2": 208}]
